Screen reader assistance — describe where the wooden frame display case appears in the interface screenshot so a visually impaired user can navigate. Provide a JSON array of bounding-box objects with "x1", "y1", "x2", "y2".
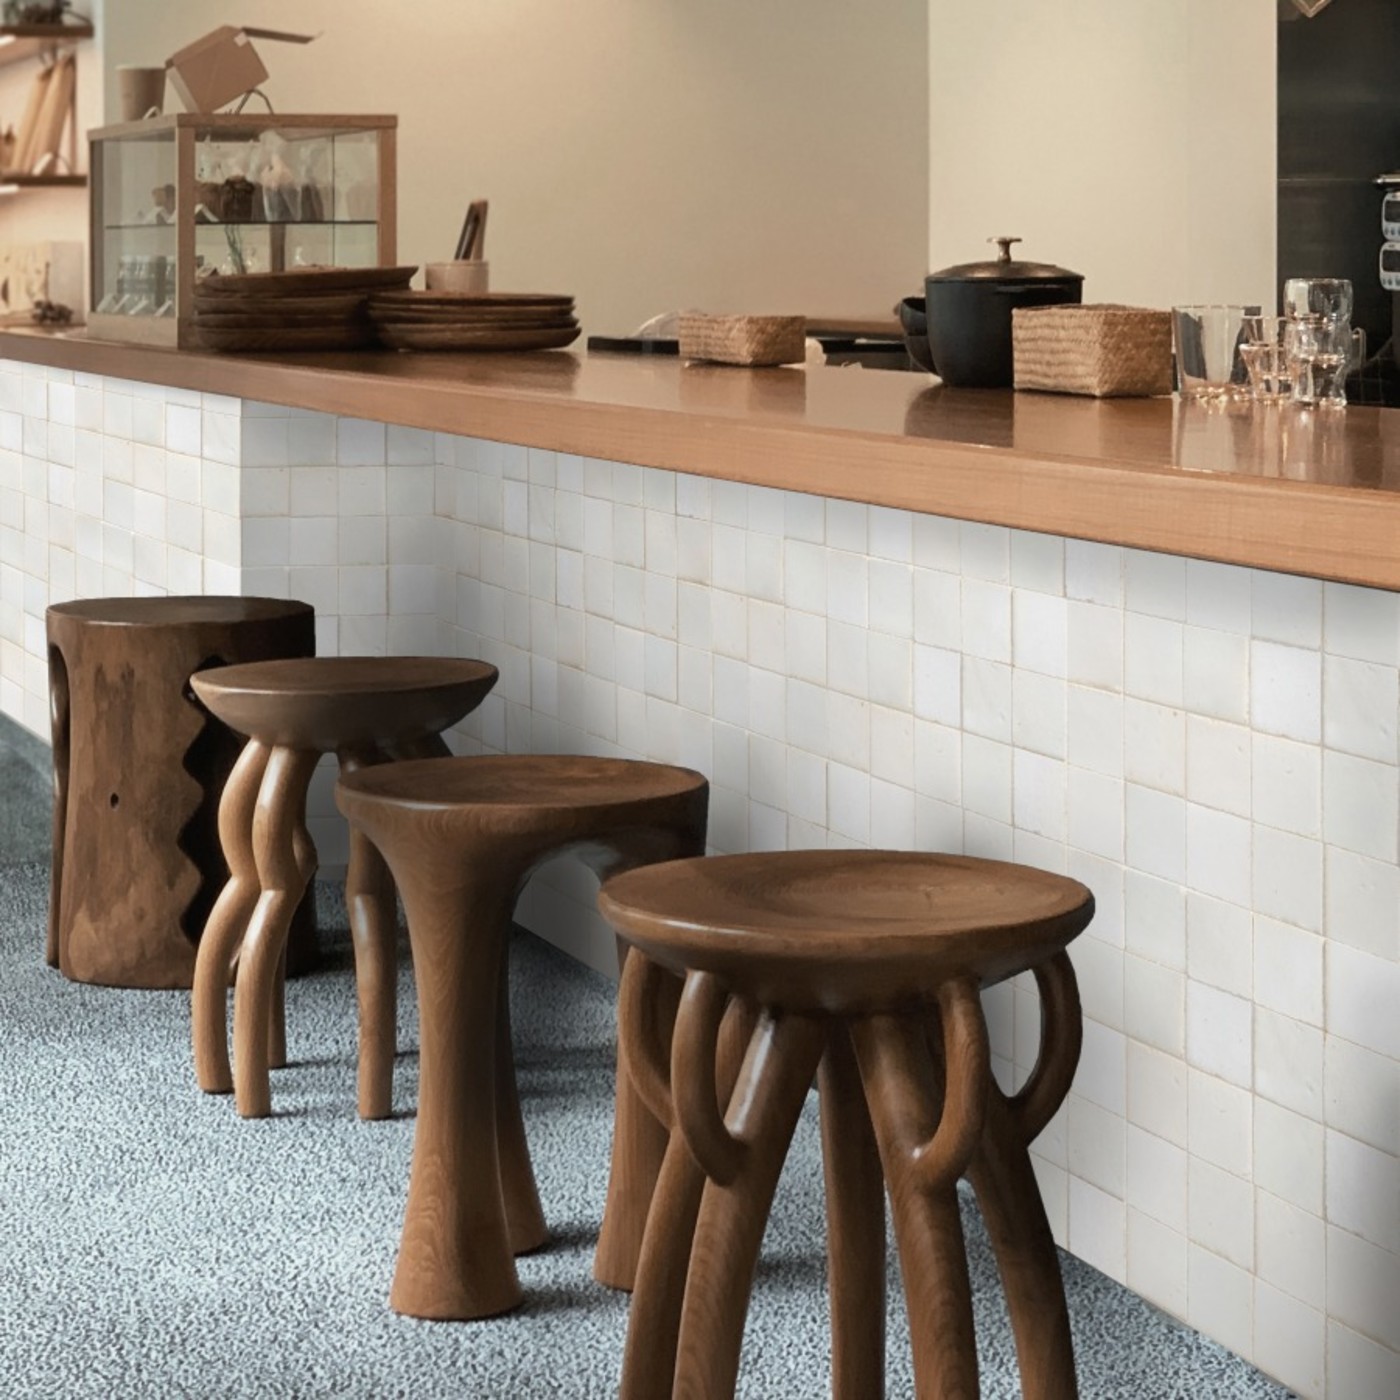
[{"x1": 88, "y1": 113, "x2": 396, "y2": 347}]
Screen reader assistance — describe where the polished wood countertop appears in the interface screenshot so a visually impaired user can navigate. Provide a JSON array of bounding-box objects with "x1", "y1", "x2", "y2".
[{"x1": 5, "y1": 327, "x2": 1400, "y2": 590}]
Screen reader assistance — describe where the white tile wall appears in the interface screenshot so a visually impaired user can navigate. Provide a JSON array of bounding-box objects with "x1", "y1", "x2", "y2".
[{"x1": 1, "y1": 357, "x2": 1397, "y2": 1399}]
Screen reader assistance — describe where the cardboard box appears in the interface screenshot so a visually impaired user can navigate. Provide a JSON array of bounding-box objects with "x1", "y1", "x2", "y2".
[{"x1": 165, "y1": 26, "x2": 315, "y2": 114}]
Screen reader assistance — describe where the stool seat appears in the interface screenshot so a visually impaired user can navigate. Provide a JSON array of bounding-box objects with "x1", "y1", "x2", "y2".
[
  {"x1": 191, "y1": 656, "x2": 496, "y2": 752},
  {"x1": 338, "y1": 752, "x2": 707, "y2": 828},
  {"x1": 600, "y1": 850, "x2": 1094, "y2": 1013}
]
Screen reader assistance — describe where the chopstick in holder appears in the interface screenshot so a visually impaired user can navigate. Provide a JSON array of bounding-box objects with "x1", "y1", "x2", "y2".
[{"x1": 454, "y1": 200, "x2": 482, "y2": 261}]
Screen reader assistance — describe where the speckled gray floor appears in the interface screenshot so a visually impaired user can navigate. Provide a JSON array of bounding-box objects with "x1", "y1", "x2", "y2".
[{"x1": 0, "y1": 715, "x2": 1294, "y2": 1398}]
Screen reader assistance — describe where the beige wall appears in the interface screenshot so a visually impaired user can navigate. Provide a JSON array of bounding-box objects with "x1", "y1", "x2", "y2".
[
  {"x1": 928, "y1": 0, "x2": 1277, "y2": 309},
  {"x1": 101, "y1": 0, "x2": 929, "y2": 333}
]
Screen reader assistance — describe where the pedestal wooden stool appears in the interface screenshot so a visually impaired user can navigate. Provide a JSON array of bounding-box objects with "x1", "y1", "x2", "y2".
[
  {"x1": 45, "y1": 596, "x2": 315, "y2": 988},
  {"x1": 189, "y1": 656, "x2": 497, "y2": 1121},
  {"x1": 598, "y1": 850, "x2": 1095, "y2": 1400},
  {"x1": 334, "y1": 754, "x2": 709, "y2": 1322}
]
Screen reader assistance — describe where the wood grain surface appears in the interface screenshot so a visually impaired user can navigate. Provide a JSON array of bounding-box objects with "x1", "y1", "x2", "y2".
[{"x1": 5, "y1": 328, "x2": 1400, "y2": 589}]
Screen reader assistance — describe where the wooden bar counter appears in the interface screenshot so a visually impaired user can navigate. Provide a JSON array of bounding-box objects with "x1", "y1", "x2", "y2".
[{"x1": 3, "y1": 327, "x2": 1399, "y2": 590}]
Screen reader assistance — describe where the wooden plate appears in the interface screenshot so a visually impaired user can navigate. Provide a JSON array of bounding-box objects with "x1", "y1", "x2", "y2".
[
  {"x1": 376, "y1": 324, "x2": 581, "y2": 352},
  {"x1": 193, "y1": 324, "x2": 379, "y2": 353},
  {"x1": 369, "y1": 290, "x2": 573, "y2": 309},
  {"x1": 197, "y1": 265, "x2": 418, "y2": 296},
  {"x1": 375, "y1": 318, "x2": 578, "y2": 338},
  {"x1": 192, "y1": 290, "x2": 370, "y2": 317},
  {"x1": 369, "y1": 305, "x2": 578, "y2": 327},
  {"x1": 192, "y1": 311, "x2": 371, "y2": 330}
]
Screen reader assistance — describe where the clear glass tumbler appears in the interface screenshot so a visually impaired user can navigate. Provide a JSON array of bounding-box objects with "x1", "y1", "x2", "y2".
[
  {"x1": 1172, "y1": 305, "x2": 1257, "y2": 400},
  {"x1": 1282, "y1": 277, "x2": 1354, "y2": 322},
  {"x1": 1286, "y1": 315, "x2": 1365, "y2": 408},
  {"x1": 1239, "y1": 314, "x2": 1292, "y2": 402}
]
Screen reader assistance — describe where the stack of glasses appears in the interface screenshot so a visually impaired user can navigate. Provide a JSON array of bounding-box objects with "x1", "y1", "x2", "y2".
[{"x1": 1171, "y1": 279, "x2": 1366, "y2": 407}]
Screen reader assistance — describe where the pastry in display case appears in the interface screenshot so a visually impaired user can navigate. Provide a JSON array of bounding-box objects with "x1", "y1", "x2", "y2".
[{"x1": 87, "y1": 113, "x2": 396, "y2": 346}]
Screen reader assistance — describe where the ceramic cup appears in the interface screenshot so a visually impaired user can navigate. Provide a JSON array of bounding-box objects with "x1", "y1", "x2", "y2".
[
  {"x1": 117, "y1": 66, "x2": 166, "y2": 123},
  {"x1": 424, "y1": 260, "x2": 490, "y2": 294}
]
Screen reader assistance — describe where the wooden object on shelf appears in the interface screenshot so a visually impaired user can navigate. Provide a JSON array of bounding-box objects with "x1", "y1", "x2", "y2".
[
  {"x1": 334, "y1": 753, "x2": 710, "y2": 1319},
  {"x1": 0, "y1": 20, "x2": 94, "y2": 70},
  {"x1": 27, "y1": 49, "x2": 73, "y2": 173},
  {"x1": 598, "y1": 849, "x2": 1095, "y2": 1399},
  {"x1": 87, "y1": 114, "x2": 398, "y2": 350},
  {"x1": 44, "y1": 596, "x2": 316, "y2": 990},
  {"x1": 10, "y1": 58, "x2": 49, "y2": 172},
  {"x1": 188, "y1": 656, "x2": 498, "y2": 1121}
]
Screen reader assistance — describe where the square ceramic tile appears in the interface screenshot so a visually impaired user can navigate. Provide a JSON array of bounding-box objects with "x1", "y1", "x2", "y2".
[
  {"x1": 1327, "y1": 1322, "x2": 1400, "y2": 1400},
  {"x1": 1124, "y1": 954, "x2": 1184, "y2": 1056},
  {"x1": 1254, "y1": 1098, "x2": 1323, "y2": 1213},
  {"x1": 1253, "y1": 1282, "x2": 1325, "y2": 1399},
  {"x1": 1066, "y1": 1095, "x2": 1126, "y2": 1196},
  {"x1": 961, "y1": 578, "x2": 1011, "y2": 663},
  {"x1": 1124, "y1": 784, "x2": 1186, "y2": 882},
  {"x1": 1123, "y1": 699, "x2": 1185, "y2": 795},
  {"x1": 1186, "y1": 983, "x2": 1252, "y2": 1087},
  {"x1": 1256, "y1": 1189, "x2": 1326, "y2": 1309},
  {"x1": 962, "y1": 734, "x2": 1012, "y2": 824},
  {"x1": 1185, "y1": 803, "x2": 1251, "y2": 907},
  {"x1": 1251, "y1": 640, "x2": 1321, "y2": 743},
  {"x1": 1125, "y1": 550, "x2": 1186, "y2": 621},
  {"x1": 1010, "y1": 530, "x2": 1064, "y2": 595},
  {"x1": 1068, "y1": 1176, "x2": 1126, "y2": 1282},
  {"x1": 1189, "y1": 1069, "x2": 1252, "y2": 1176},
  {"x1": 1327, "y1": 942, "x2": 1400, "y2": 1060},
  {"x1": 1127, "y1": 1208, "x2": 1188, "y2": 1320},
  {"x1": 1188, "y1": 1157, "x2": 1253, "y2": 1267},
  {"x1": 1252, "y1": 824, "x2": 1323, "y2": 933},
  {"x1": 1067, "y1": 767, "x2": 1123, "y2": 862},
  {"x1": 1067, "y1": 684, "x2": 1123, "y2": 778},
  {"x1": 1185, "y1": 559, "x2": 1252, "y2": 635},
  {"x1": 1011, "y1": 669, "x2": 1067, "y2": 759},
  {"x1": 913, "y1": 644, "x2": 960, "y2": 727},
  {"x1": 1326, "y1": 1129, "x2": 1400, "y2": 1255},
  {"x1": 1185, "y1": 894, "x2": 1252, "y2": 998},
  {"x1": 1254, "y1": 570, "x2": 1323, "y2": 649},
  {"x1": 1013, "y1": 590, "x2": 1068, "y2": 678},
  {"x1": 1323, "y1": 750, "x2": 1398, "y2": 862},
  {"x1": 1066, "y1": 600, "x2": 1124, "y2": 691},
  {"x1": 1124, "y1": 613, "x2": 1184, "y2": 706},
  {"x1": 1013, "y1": 750, "x2": 1066, "y2": 842},
  {"x1": 1254, "y1": 917, "x2": 1324, "y2": 1028},
  {"x1": 1326, "y1": 1222, "x2": 1400, "y2": 1352},
  {"x1": 1252, "y1": 733, "x2": 1321, "y2": 837},
  {"x1": 961, "y1": 656, "x2": 1011, "y2": 742},
  {"x1": 1323, "y1": 655, "x2": 1398, "y2": 763},
  {"x1": 1325, "y1": 845, "x2": 1400, "y2": 961},
  {"x1": 912, "y1": 567, "x2": 960, "y2": 650},
  {"x1": 1323, "y1": 581, "x2": 1400, "y2": 666},
  {"x1": 1185, "y1": 716, "x2": 1251, "y2": 817},
  {"x1": 868, "y1": 559, "x2": 913, "y2": 637}
]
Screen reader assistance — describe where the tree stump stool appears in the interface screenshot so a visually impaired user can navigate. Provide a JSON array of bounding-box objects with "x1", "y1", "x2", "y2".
[
  {"x1": 189, "y1": 656, "x2": 498, "y2": 1121},
  {"x1": 45, "y1": 596, "x2": 315, "y2": 989},
  {"x1": 334, "y1": 754, "x2": 709, "y2": 1321},
  {"x1": 597, "y1": 850, "x2": 1096, "y2": 1400}
]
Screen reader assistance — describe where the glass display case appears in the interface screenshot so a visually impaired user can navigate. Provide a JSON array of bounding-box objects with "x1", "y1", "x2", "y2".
[{"x1": 88, "y1": 113, "x2": 396, "y2": 347}]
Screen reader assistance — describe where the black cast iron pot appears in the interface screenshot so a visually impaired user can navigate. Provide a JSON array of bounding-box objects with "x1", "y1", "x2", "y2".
[{"x1": 923, "y1": 237, "x2": 1084, "y2": 387}]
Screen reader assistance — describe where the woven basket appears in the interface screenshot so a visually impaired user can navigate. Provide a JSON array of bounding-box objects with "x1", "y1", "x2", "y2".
[
  {"x1": 1013, "y1": 304, "x2": 1173, "y2": 398},
  {"x1": 678, "y1": 313, "x2": 806, "y2": 367}
]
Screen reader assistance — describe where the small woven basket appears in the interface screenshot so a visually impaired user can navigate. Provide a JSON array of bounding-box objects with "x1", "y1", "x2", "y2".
[
  {"x1": 1013, "y1": 304, "x2": 1173, "y2": 398},
  {"x1": 678, "y1": 313, "x2": 806, "y2": 367}
]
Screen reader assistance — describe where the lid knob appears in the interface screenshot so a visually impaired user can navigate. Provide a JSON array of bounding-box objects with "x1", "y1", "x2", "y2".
[{"x1": 989, "y1": 236, "x2": 1022, "y2": 263}]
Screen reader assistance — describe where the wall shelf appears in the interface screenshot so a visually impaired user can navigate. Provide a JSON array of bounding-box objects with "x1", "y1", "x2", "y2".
[
  {"x1": 0, "y1": 21, "x2": 93, "y2": 67},
  {"x1": 1, "y1": 172, "x2": 85, "y2": 188}
]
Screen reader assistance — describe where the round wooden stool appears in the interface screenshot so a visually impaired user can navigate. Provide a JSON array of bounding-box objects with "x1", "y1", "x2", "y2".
[
  {"x1": 334, "y1": 754, "x2": 709, "y2": 1322},
  {"x1": 189, "y1": 656, "x2": 498, "y2": 1121},
  {"x1": 45, "y1": 596, "x2": 315, "y2": 988},
  {"x1": 598, "y1": 849, "x2": 1095, "y2": 1400}
]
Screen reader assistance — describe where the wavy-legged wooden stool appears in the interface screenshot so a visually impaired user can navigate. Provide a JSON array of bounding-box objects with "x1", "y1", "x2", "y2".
[
  {"x1": 189, "y1": 656, "x2": 498, "y2": 1121},
  {"x1": 335, "y1": 754, "x2": 709, "y2": 1322},
  {"x1": 598, "y1": 849, "x2": 1095, "y2": 1400}
]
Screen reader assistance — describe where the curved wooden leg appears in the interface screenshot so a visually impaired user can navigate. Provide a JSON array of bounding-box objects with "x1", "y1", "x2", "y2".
[
  {"x1": 971, "y1": 953, "x2": 1082, "y2": 1400},
  {"x1": 267, "y1": 938, "x2": 288, "y2": 1070},
  {"x1": 852, "y1": 1010, "x2": 986, "y2": 1400},
  {"x1": 596, "y1": 942, "x2": 682, "y2": 1290},
  {"x1": 45, "y1": 641, "x2": 70, "y2": 969},
  {"x1": 495, "y1": 941, "x2": 548, "y2": 1254},
  {"x1": 621, "y1": 997, "x2": 756, "y2": 1400},
  {"x1": 821, "y1": 1023, "x2": 886, "y2": 1400},
  {"x1": 969, "y1": 1088, "x2": 1076, "y2": 1400},
  {"x1": 673, "y1": 1011, "x2": 825, "y2": 1400},
  {"x1": 390, "y1": 866, "x2": 522, "y2": 1320},
  {"x1": 232, "y1": 746, "x2": 318, "y2": 1119},
  {"x1": 595, "y1": 819, "x2": 709, "y2": 1291},
  {"x1": 191, "y1": 738, "x2": 271, "y2": 1095}
]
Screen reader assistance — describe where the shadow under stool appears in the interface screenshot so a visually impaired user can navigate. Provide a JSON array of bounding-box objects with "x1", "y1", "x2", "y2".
[
  {"x1": 335, "y1": 753, "x2": 709, "y2": 1321},
  {"x1": 598, "y1": 848, "x2": 1096, "y2": 1400},
  {"x1": 189, "y1": 655, "x2": 497, "y2": 1120}
]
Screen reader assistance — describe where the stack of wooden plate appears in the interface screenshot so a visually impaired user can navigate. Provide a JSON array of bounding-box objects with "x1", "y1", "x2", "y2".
[
  {"x1": 192, "y1": 266, "x2": 418, "y2": 352},
  {"x1": 367, "y1": 291, "x2": 579, "y2": 352}
]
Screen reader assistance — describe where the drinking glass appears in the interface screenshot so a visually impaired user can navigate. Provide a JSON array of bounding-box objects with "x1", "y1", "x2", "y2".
[
  {"x1": 1172, "y1": 304, "x2": 1256, "y2": 399},
  {"x1": 1282, "y1": 277, "x2": 1353, "y2": 322},
  {"x1": 1286, "y1": 315, "x2": 1365, "y2": 408},
  {"x1": 1239, "y1": 314, "x2": 1292, "y2": 402}
]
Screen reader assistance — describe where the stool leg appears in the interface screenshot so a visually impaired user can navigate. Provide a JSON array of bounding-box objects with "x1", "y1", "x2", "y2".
[
  {"x1": 821, "y1": 1023, "x2": 886, "y2": 1400},
  {"x1": 391, "y1": 868, "x2": 522, "y2": 1320},
  {"x1": 621, "y1": 998, "x2": 756, "y2": 1400},
  {"x1": 192, "y1": 738, "x2": 270, "y2": 1095},
  {"x1": 233, "y1": 746, "x2": 319, "y2": 1119},
  {"x1": 267, "y1": 938, "x2": 289, "y2": 1070},
  {"x1": 345, "y1": 821, "x2": 399, "y2": 1120},
  {"x1": 596, "y1": 941, "x2": 681, "y2": 1291},
  {"x1": 853, "y1": 1013, "x2": 981, "y2": 1400},
  {"x1": 495, "y1": 942, "x2": 548, "y2": 1254},
  {"x1": 969, "y1": 1089, "x2": 1076, "y2": 1400},
  {"x1": 673, "y1": 1011, "x2": 825, "y2": 1400}
]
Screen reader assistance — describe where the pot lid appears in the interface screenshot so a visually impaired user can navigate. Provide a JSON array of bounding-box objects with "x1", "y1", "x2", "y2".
[{"x1": 928, "y1": 236, "x2": 1083, "y2": 284}]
